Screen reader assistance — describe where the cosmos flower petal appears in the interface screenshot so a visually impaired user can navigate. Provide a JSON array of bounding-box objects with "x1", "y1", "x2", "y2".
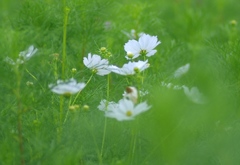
[
  {"x1": 104, "y1": 98, "x2": 151, "y2": 121},
  {"x1": 49, "y1": 78, "x2": 86, "y2": 95},
  {"x1": 174, "y1": 63, "x2": 190, "y2": 78},
  {"x1": 83, "y1": 53, "x2": 111, "y2": 76},
  {"x1": 124, "y1": 34, "x2": 160, "y2": 59},
  {"x1": 182, "y1": 85, "x2": 207, "y2": 104}
]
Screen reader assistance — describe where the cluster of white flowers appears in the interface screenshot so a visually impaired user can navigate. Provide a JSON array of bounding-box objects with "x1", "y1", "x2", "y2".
[
  {"x1": 83, "y1": 33, "x2": 160, "y2": 77},
  {"x1": 5, "y1": 45, "x2": 38, "y2": 66},
  {"x1": 46, "y1": 32, "x2": 160, "y2": 121},
  {"x1": 98, "y1": 87, "x2": 151, "y2": 121}
]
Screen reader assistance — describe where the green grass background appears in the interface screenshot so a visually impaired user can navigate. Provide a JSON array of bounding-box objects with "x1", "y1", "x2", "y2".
[{"x1": 1, "y1": 0, "x2": 240, "y2": 164}]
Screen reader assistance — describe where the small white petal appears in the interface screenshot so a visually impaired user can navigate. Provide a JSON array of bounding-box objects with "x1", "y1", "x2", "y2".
[
  {"x1": 83, "y1": 53, "x2": 111, "y2": 76},
  {"x1": 174, "y1": 63, "x2": 190, "y2": 78},
  {"x1": 49, "y1": 78, "x2": 86, "y2": 95},
  {"x1": 182, "y1": 85, "x2": 207, "y2": 104}
]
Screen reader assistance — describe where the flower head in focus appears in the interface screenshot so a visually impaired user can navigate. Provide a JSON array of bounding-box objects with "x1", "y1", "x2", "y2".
[
  {"x1": 49, "y1": 78, "x2": 86, "y2": 97},
  {"x1": 124, "y1": 34, "x2": 160, "y2": 59},
  {"x1": 83, "y1": 53, "x2": 111, "y2": 76},
  {"x1": 123, "y1": 86, "x2": 138, "y2": 104},
  {"x1": 105, "y1": 99, "x2": 151, "y2": 121},
  {"x1": 109, "y1": 60, "x2": 149, "y2": 76}
]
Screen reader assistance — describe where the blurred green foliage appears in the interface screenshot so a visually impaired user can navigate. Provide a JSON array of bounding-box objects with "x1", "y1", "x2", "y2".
[{"x1": 0, "y1": 0, "x2": 240, "y2": 164}]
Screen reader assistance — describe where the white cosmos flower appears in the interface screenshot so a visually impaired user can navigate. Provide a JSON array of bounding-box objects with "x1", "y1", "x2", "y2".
[
  {"x1": 109, "y1": 60, "x2": 149, "y2": 76},
  {"x1": 105, "y1": 99, "x2": 151, "y2": 121},
  {"x1": 124, "y1": 34, "x2": 161, "y2": 59},
  {"x1": 19, "y1": 45, "x2": 38, "y2": 61},
  {"x1": 122, "y1": 86, "x2": 138, "y2": 104},
  {"x1": 49, "y1": 78, "x2": 86, "y2": 96},
  {"x1": 182, "y1": 85, "x2": 207, "y2": 104},
  {"x1": 97, "y1": 99, "x2": 119, "y2": 111},
  {"x1": 174, "y1": 63, "x2": 190, "y2": 78},
  {"x1": 83, "y1": 53, "x2": 111, "y2": 76},
  {"x1": 5, "y1": 45, "x2": 38, "y2": 65}
]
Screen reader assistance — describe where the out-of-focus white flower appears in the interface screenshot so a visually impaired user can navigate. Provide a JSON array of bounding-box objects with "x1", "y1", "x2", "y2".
[
  {"x1": 173, "y1": 85, "x2": 182, "y2": 90},
  {"x1": 4, "y1": 57, "x2": 17, "y2": 65},
  {"x1": 5, "y1": 45, "x2": 38, "y2": 65},
  {"x1": 122, "y1": 29, "x2": 145, "y2": 39},
  {"x1": 182, "y1": 85, "x2": 207, "y2": 104},
  {"x1": 123, "y1": 86, "x2": 138, "y2": 104},
  {"x1": 174, "y1": 63, "x2": 190, "y2": 78},
  {"x1": 19, "y1": 45, "x2": 38, "y2": 61},
  {"x1": 83, "y1": 53, "x2": 111, "y2": 76},
  {"x1": 105, "y1": 99, "x2": 151, "y2": 121},
  {"x1": 97, "y1": 99, "x2": 119, "y2": 111},
  {"x1": 139, "y1": 89, "x2": 149, "y2": 97},
  {"x1": 49, "y1": 78, "x2": 86, "y2": 96},
  {"x1": 161, "y1": 81, "x2": 182, "y2": 90},
  {"x1": 109, "y1": 60, "x2": 149, "y2": 76},
  {"x1": 124, "y1": 34, "x2": 161, "y2": 59}
]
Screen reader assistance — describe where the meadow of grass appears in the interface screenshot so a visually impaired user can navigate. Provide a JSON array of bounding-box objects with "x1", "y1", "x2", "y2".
[{"x1": 1, "y1": 0, "x2": 240, "y2": 164}]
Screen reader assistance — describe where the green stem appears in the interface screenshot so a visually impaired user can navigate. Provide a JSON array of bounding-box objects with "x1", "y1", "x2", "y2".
[
  {"x1": 14, "y1": 67, "x2": 25, "y2": 165},
  {"x1": 100, "y1": 74, "x2": 110, "y2": 160},
  {"x1": 63, "y1": 97, "x2": 72, "y2": 124},
  {"x1": 140, "y1": 120, "x2": 183, "y2": 165},
  {"x1": 25, "y1": 68, "x2": 45, "y2": 92},
  {"x1": 62, "y1": 6, "x2": 70, "y2": 79},
  {"x1": 71, "y1": 74, "x2": 94, "y2": 105},
  {"x1": 128, "y1": 120, "x2": 137, "y2": 164}
]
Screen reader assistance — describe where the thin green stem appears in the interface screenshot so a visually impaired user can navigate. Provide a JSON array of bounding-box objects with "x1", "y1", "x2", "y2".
[
  {"x1": 140, "y1": 120, "x2": 183, "y2": 165},
  {"x1": 71, "y1": 74, "x2": 94, "y2": 105},
  {"x1": 14, "y1": 67, "x2": 25, "y2": 165},
  {"x1": 100, "y1": 74, "x2": 110, "y2": 159},
  {"x1": 63, "y1": 97, "x2": 72, "y2": 124},
  {"x1": 61, "y1": 6, "x2": 70, "y2": 79},
  {"x1": 58, "y1": 2, "x2": 70, "y2": 142},
  {"x1": 25, "y1": 68, "x2": 45, "y2": 92}
]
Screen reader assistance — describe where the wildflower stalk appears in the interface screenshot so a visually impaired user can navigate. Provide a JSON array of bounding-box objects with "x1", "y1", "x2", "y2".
[
  {"x1": 61, "y1": 6, "x2": 70, "y2": 79},
  {"x1": 58, "y1": 3, "x2": 70, "y2": 139},
  {"x1": 14, "y1": 67, "x2": 25, "y2": 165},
  {"x1": 129, "y1": 72, "x2": 145, "y2": 164},
  {"x1": 100, "y1": 74, "x2": 110, "y2": 159},
  {"x1": 129, "y1": 120, "x2": 137, "y2": 164},
  {"x1": 71, "y1": 73, "x2": 94, "y2": 105},
  {"x1": 25, "y1": 68, "x2": 45, "y2": 92},
  {"x1": 63, "y1": 97, "x2": 72, "y2": 124}
]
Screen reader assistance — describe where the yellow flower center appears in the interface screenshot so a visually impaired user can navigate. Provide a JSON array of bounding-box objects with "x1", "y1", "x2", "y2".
[
  {"x1": 126, "y1": 110, "x2": 132, "y2": 117},
  {"x1": 134, "y1": 67, "x2": 140, "y2": 73},
  {"x1": 63, "y1": 92, "x2": 72, "y2": 98},
  {"x1": 92, "y1": 69, "x2": 98, "y2": 74}
]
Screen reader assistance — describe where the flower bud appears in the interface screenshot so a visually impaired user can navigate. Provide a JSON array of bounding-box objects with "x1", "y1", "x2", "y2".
[
  {"x1": 26, "y1": 81, "x2": 34, "y2": 86},
  {"x1": 71, "y1": 68, "x2": 77, "y2": 74},
  {"x1": 127, "y1": 52, "x2": 133, "y2": 59},
  {"x1": 83, "y1": 105, "x2": 89, "y2": 111}
]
